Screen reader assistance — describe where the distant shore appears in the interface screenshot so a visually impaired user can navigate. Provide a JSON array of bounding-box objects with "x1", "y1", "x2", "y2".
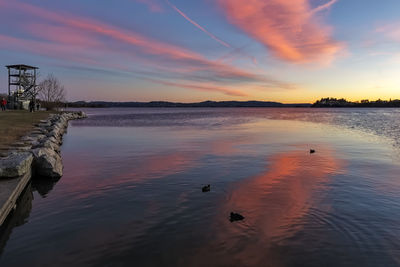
[
  {"x1": 312, "y1": 98, "x2": 400, "y2": 108},
  {"x1": 67, "y1": 100, "x2": 311, "y2": 108},
  {"x1": 67, "y1": 99, "x2": 400, "y2": 108}
]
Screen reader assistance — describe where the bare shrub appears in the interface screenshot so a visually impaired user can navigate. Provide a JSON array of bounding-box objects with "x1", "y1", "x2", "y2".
[{"x1": 37, "y1": 74, "x2": 66, "y2": 110}]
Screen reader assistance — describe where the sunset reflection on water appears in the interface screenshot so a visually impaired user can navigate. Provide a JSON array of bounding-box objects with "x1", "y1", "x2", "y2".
[
  {"x1": 226, "y1": 146, "x2": 345, "y2": 235},
  {"x1": 185, "y1": 146, "x2": 346, "y2": 267}
]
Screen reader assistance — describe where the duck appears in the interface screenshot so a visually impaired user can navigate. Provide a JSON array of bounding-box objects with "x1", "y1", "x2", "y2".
[
  {"x1": 230, "y1": 212, "x2": 244, "y2": 222},
  {"x1": 202, "y1": 184, "x2": 210, "y2": 192},
  {"x1": 310, "y1": 149, "x2": 316, "y2": 154}
]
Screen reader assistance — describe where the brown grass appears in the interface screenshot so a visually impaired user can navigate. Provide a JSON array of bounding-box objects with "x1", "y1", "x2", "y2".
[{"x1": 0, "y1": 110, "x2": 55, "y2": 151}]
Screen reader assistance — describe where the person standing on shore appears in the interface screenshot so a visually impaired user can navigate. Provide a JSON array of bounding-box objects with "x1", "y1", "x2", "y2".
[
  {"x1": 29, "y1": 100, "x2": 34, "y2": 112},
  {"x1": 1, "y1": 98, "x2": 6, "y2": 111}
]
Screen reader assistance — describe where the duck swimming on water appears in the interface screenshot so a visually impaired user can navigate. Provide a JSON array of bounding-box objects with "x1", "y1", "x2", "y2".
[
  {"x1": 310, "y1": 149, "x2": 316, "y2": 154},
  {"x1": 230, "y1": 212, "x2": 244, "y2": 222},
  {"x1": 202, "y1": 184, "x2": 210, "y2": 192}
]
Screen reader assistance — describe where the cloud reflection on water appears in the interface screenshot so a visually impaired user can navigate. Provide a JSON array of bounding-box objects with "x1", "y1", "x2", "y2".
[
  {"x1": 194, "y1": 145, "x2": 346, "y2": 266},
  {"x1": 60, "y1": 134, "x2": 253, "y2": 201}
]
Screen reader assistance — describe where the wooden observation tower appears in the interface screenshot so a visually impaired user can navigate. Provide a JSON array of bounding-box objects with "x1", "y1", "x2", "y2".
[{"x1": 6, "y1": 64, "x2": 39, "y2": 109}]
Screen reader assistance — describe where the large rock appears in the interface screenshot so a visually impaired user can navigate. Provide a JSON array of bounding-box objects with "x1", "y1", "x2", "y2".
[
  {"x1": 32, "y1": 148, "x2": 63, "y2": 178},
  {"x1": 0, "y1": 153, "x2": 33, "y2": 178},
  {"x1": 79, "y1": 111, "x2": 87, "y2": 118},
  {"x1": 47, "y1": 127, "x2": 61, "y2": 138},
  {"x1": 36, "y1": 121, "x2": 52, "y2": 128},
  {"x1": 37, "y1": 138, "x2": 60, "y2": 153}
]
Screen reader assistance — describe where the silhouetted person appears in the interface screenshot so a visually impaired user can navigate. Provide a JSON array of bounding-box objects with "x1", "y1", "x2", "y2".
[
  {"x1": 29, "y1": 100, "x2": 35, "y2": 112},
  {"x1": 36, "y1": 102, "x2": 40, "y2": 111},
  {"x1": 1, "y1": 98, "x2": 6, "y2": 111}
]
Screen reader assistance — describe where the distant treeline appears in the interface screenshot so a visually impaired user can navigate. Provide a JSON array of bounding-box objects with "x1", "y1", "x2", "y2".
[
  {"x1": 67, "y1": 100, "x2": 311, "y2": 108},
  {"x1": 312, "y1": 98, "x2": 400, "y2": 107}
]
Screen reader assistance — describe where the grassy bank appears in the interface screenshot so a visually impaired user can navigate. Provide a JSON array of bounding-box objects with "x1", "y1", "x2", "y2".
[{"x1": 0, "y1": 110, "x2": 54, "y2": 153}]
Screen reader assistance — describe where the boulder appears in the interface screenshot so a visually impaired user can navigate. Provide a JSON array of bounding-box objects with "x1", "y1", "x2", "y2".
[
  {"x1": 31, "y1": 141, "x2": 41, "y2": 148},
  {"x1": 31, "y1": 128, "x2": 48, "y2": 135},
  {"x1": 29, "y1": 134, "x2": 46, "y2": 145},
  {"x1": 32, "y1": 148, "x2": 63, "y2": 178},
  {"x1": 42, "y1": 139, "x2": 60, "y2": 153},
  {"x1": 46, "y1": 129, "x2": 60, "y2": 140},
  {"x1": 0, "y1": 152, "x2": 33, "y2": 178},
  {"x1": 37, "y1": 121, "x2": 52, "y2": 128},
  {"x1": 32, "y1": 138, "x2": 60, "y2": 153},
  {"x1": 44, "y1": 136, "x2": 58, "y2": 145},
  {"x1": 54, "y1": 122, "x2": 67, "y2": 132},
  {"x1": 79, "y1": 111, "x2": 87, "y2": 118}
]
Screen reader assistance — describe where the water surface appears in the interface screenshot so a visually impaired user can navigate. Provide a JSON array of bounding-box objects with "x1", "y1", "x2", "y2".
[{"x1": 1, "y1": 108, "x2": 400, "y2": 266}]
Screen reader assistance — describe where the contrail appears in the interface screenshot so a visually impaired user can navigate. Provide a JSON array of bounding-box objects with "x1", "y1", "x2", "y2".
[
  {"x1": 310, "y1": 0, "x2": 338, "y2": 15},
  {"x1": 165, "y1": 0, "x2": 231, "y2": 48}
]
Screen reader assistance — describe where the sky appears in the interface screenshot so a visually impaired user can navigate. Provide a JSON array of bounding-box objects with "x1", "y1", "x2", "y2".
[{"x1": 0, "y1": 0, "x2": 399, "y2": 103}]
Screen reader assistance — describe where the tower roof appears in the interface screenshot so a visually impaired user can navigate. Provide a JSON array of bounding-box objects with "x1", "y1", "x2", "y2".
[{"x1": 6, "y1": 64, "x2": 39, "y2": 70}]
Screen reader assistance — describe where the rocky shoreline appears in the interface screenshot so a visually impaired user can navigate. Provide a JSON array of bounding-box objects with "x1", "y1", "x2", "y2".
[
  {"x1": 0, "y1": 111, "x2": 87, "y2": 180},
  {"x1": 0, "y1": 111, "x2": 86, "y2": 226}
]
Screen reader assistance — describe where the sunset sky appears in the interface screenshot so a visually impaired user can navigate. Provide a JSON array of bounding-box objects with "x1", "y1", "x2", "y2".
[{"x1": 0, "y1": 0, "x2": 399, "y2": 103}]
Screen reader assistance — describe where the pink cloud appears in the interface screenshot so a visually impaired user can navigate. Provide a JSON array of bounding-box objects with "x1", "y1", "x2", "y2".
[
  {"x1": 5, "y1": 1, "x2": 260, "y2": 82},
  {"x1": 135, "y1": 0, "x2": 163, "y2": 12},
  {"x1": 376, "y1": 23, "x2": 400, "y2": 42},
  {"x1": 0, "y1": 0, "x2": 297, "y2": 97},
  {"x1": 25, "y1": 23, "x2": 102, "y2": 47},
  {"x1": 165, "y1": 0, "x2": 231, "y2": 48},
  {"x1": 218, "y1": 0, "x2": 343, "y2": 63}
]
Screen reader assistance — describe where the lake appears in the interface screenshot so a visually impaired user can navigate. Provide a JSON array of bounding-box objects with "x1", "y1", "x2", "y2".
[{"x1": 1, "y1": 108, "x2": 400, "y2": 266}]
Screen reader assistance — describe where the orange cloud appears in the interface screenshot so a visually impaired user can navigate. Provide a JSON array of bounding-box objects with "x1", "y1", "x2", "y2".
[
  {"x1": 218, "y1": 0, "x2": 343, "y2": 63},
  {"x1": 166, "y1": 0, "x2": 231, "y2": 48}
]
